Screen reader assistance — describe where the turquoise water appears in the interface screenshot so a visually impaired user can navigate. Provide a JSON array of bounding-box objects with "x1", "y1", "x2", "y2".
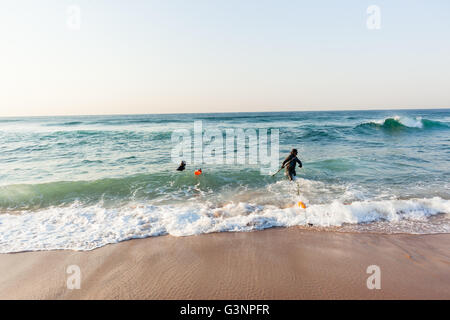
[{"x1": 0, "y1": 109, "x2": 449, "y2": 252}]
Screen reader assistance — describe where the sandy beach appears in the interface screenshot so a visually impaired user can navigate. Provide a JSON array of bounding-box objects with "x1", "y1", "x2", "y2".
[{"x1": 0, "y1": 228, "x2": 449, "y2": 300}]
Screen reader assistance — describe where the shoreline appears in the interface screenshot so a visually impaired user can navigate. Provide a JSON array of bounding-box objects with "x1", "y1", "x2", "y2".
[
  {"x1": 1, "y1": 228, "x2": 449, "y2": 299},
  {"x1": 3, "y1": 225, "x2": 449, "y2": 255}
]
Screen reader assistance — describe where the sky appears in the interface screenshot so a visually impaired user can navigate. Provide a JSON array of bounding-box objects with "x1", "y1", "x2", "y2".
[{"x1": 0, "y1": 0, "x2": 449, "y2": 117}]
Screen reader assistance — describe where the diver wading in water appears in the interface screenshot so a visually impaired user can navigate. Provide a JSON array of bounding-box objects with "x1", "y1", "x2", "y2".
[
  {"x1": 176, "y1": 161, "x2": 186, "y2": 171},
  {"x1": 274, "y1": 148, "x2": 308, "y2": 213},
  {"x1": 281, "y1": 149, "x2": 302, "y2": 181}
]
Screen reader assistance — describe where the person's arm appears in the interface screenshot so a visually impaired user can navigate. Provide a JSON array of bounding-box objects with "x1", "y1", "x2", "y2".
[
  {"x1": 296, "y1": 157, "x2": 302, "y2": 168},
  {"x1": 281, "y1": 155, "x2": 292, "y2": 168}
]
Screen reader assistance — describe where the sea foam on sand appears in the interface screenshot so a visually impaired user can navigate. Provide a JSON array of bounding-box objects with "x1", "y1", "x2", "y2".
[{"x1": 0, "y1": 197, "x2": 448, "y2": 253}]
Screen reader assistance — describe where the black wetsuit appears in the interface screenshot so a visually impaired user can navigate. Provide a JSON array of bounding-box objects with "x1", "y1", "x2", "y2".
[
  {"x1": 176, "y1": 162, "x2": 186, "y2": 171},
  {"x1": 282, "y1": 154, "x2": 302, "y2": 181}
]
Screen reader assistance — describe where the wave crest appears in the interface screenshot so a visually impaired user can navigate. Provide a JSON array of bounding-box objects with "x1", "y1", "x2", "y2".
[{"x1": 355, "y1": 116, "x2": 448, "y2": 131}]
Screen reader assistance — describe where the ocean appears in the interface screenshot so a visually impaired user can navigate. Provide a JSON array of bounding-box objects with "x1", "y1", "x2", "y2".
[{"x1": 0, "y1": 109, "x2": 449, "y2": 252}]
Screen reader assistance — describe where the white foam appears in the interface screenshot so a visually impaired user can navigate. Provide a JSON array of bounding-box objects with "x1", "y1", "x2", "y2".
[
  {"x1": 397, "y1": 116, "x2": 423, "y2": 128},
  {"x1": 0, "y1": 197, "x2": 449, "y2": 253}
]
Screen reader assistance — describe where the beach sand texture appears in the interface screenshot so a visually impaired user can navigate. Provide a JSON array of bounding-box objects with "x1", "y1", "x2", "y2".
[{"x1": 0, "y1": 228, "x2": 449, "y2": 300}]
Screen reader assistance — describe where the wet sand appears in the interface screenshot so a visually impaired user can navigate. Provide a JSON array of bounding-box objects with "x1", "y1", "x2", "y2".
[{"x1": 0, "y1": 228, "x2": 449, "y2": 299}]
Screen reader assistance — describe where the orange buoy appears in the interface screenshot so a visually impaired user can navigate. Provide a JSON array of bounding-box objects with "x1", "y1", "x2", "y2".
[
  {"x1": 194, "y1": 169, "x2": 202, "y2": 176},
  {"x1": 298, "y1": 201, "x2": 306, "y2": 209}
]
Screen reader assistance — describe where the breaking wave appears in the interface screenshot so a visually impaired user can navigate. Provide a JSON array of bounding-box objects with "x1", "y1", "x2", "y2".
[
  {"x1": 355, "y1": 116, "x2": 448, "y2": 131},
  {"x1": 0, "y1": 197, "x2": 448, "y2": 253}
]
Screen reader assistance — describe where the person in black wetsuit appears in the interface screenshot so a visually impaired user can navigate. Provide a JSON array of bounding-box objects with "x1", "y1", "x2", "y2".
[
  {"x1": 281, "y1": 149, "x2": 302, "y2": 181},
  {"x1": 176, "y1": 160, "x2": 186, "y2": 171}
]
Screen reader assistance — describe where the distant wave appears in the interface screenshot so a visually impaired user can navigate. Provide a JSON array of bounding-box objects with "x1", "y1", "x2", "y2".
[
  {"x1": 42, "y1": 119, "x2": 190, "y2": 127},
  {"x1": 88, "y1": 118, "x2": 188, "y2": 125},
  {"x1": 300, "y1": 129, "x2": 339, "y2": 141},
  {"x1": 355, "y1": 116, "x2": 448, "y2": 131},
  {"x1": 45, "y1": 130, "x2": 173, "y2": 142},
  {"x1": 54, "y1": 130, "x2": 103, "y2": 136},
  {"x1": 0, "y1": 119, "x2": 21, "y2": 123},
  {"x1": 45, "y1": 121, "x2": 83, "y2": 126},
  {"x1": 421, "y1": 119, "x2": 449, "y2": 129}
]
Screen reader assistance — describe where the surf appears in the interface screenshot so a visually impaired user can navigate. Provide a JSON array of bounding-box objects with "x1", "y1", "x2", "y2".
[
  {"x1": 0, "y1": 196, "x2": 448, "y2": 253},
  {"x1": 355, "y1": 116, "x2": 448, "y2": 132},
  {"x1": 1, "y1": 110, "x2": 449, "y2": 252}
]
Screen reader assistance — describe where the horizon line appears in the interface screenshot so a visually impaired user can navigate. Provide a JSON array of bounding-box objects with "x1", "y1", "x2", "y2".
[{"x1": 0, "y1": 106, "x2": 449, "y2": 119}]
